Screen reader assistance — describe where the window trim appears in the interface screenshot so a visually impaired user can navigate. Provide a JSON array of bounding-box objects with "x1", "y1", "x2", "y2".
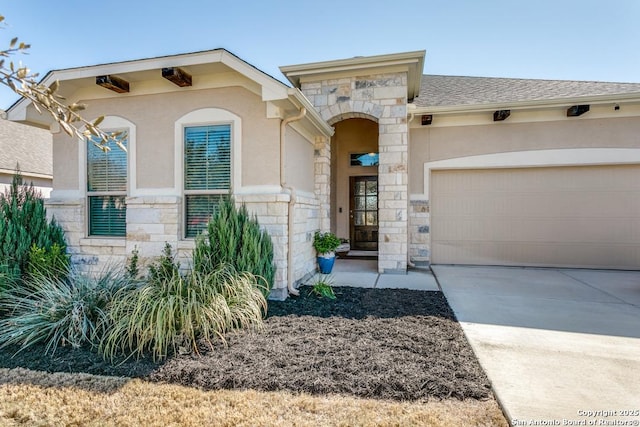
[
  {"x1": 175, "y1": 108, "x2": 242, "y2": 239},
  {"x1": 80, "y1": 116, "x2": 135, "y2": 238}
]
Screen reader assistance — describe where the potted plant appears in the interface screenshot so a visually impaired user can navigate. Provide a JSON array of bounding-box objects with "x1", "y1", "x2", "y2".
[{"x1": 313, "y1": 231, "x2": 341, "y2": 274}]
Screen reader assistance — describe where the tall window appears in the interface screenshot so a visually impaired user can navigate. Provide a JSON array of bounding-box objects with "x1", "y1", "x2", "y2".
[
  {"x1": 87, "y1": 134, "x2": 127, "y2": 237},
  {"x1": 184, "y1": 124, "x2": 231, "y2": 237}
]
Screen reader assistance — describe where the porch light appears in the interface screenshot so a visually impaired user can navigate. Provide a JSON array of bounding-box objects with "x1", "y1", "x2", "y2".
[
  {"x1": 493, "y1": 110, "x2": 511, "y2": 121},
  {"x1": 567, "y1": 105, "x2": 590, "y2": 117},
  {"x1": 96, "y1": 75, "x2": 130, "y2": 93},
  {"x1": 162, "y1": 67, "x2": 192, "y2": 87},
  {"x1": 421, "y1": 114, "x2": 433, "y2": 125}
]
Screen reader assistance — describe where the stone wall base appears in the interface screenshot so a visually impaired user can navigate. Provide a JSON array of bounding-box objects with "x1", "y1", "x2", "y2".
[
  {"x1": 46, "y1": 192, "x2": 321, "y2": 300},
  {"x1": 409, "y1": 199, "x2": 430, "y2": 265}
]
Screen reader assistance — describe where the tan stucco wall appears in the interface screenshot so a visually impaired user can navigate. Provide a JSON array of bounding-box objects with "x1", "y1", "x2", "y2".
[
  {"x1": 409, "y1": 116, "x2": 640, "y2": 194},
  {"x1": 52, "y1": 136, "x2": 79, "y2": 190},
  {"x1": 332, "y1": 118, "x2": 378, "y2": 240},
  {"x1": 52, "y1": 86, "x2": 280, "y2": 191},
  {"x1": 285, "y1": 126, "x2": 315, "y2": 193}
]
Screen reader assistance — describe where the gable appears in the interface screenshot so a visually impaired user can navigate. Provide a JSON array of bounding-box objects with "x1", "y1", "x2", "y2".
[{"x1": 7, "y1": 49, "x2": 332, "y2": 139}]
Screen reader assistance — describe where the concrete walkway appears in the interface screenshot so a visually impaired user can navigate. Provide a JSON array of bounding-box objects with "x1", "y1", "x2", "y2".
[
  {"x1": 304, "y1": 258, "x2": 439, "y2": 291},
  {"x1": 432, "y1": 265, "x2": 640, "y2": 426}
]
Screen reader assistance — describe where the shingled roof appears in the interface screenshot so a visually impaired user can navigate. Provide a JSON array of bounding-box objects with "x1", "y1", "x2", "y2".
[
  {"x1": 414, "y1": 75, "x2": 640, "y2": 108},
  {"x1": 0, "y1": 120, "x2": 52, "y2": 177}
]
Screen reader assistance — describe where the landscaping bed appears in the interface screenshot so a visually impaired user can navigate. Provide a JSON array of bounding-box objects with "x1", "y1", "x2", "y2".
[{"x1": 0, "y1": 286, "x2": 492, "y2": 402}]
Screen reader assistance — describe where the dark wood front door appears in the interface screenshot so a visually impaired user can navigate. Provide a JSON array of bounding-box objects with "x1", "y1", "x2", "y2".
[{"x1": 349, "y1": 176, "x2": 378, "y2": 250}]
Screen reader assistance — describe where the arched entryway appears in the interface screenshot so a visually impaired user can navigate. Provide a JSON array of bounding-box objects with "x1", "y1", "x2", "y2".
[{"x1": 331, "y1": 118, "x2": 379, "y2": 252}]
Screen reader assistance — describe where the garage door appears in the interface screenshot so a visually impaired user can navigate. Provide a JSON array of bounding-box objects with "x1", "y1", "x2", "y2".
[{"x1": 430, "y1": 165, "x2": 640, "y2": 269}]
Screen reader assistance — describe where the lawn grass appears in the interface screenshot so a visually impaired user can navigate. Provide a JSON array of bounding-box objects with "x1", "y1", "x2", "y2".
[{"x1": 0, "y1": 367, "x2": 508, "y2": 427}]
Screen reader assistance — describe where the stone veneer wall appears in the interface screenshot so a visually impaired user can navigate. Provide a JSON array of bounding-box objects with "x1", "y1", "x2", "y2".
[
  {"x1": 234, "y1": 193, "x2": 319, "y2": 300},
  {"x1": 235, "y1": 194, "x2": 287, "y2": 300},
  {"x1": 314, "y1": 136, "x2": 331, "y2": 233},
  {"x1": 301, "y1": 73, "x2": 409, "y2": 273},
  {"x1": 409, "y1": 199, "x2": 430, "y2": 264},
  {"x1": 126, "y1": 196, "x2": 181, "y2": 260},
  {"x1": 45, "y1": 198, "x2": 127, "y2": 271},
  {"x1": 47, "y1": 193, "x2": 318, "y2": 301},
  {"x1": 291, "y1": 193, "x2": 320, "y2": 286}
]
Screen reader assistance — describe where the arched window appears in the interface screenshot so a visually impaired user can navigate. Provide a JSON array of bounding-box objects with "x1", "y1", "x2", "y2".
[
  {"x1": 85, "y1": 116, "x2": 134, "y2": 237},
  {"x1": 175, "y1": 108, "x2": 241, "y2": 238}
]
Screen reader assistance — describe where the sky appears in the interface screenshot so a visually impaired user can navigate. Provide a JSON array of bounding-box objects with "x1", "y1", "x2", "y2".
[{"x1": 1, "y1": 0, "x2": 639, "y2": 109}]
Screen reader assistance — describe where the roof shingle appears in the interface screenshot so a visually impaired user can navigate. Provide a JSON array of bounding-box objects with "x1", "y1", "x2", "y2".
[
  {"x1": 414, "y1": 75, "x2": 640, "y2": 108},
  {"x1": 0, "y1": 120, "x2": 52, "y2": 176}
]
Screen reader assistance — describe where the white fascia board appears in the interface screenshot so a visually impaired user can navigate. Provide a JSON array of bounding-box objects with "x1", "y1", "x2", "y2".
[
  {"x1": 219, "y1": 50, "x2": 289, "y2": 101},
  {"x1": 287, "y1": 88, "x2": 334, "y2": 137},
  {"x1": 281, "y1": 50, "x2": 425, "y2": 100},
  {"x1": 7, "y1": 50, "x2": 226, "y2": 120},
  {"x1": 283, "y1": 58, "x2": 420, "y2": 79},
  {"x1": 280, "y1": 50, "x2": 425, "y2": 78},
  {"x1": 412, "y1": 91, "x2": 640, "y2": 115},
  {"x1": 7, "y1": 49, "x2": 292, "y2": 118},
  {"x1": 49, "y1": 50, "x2": 227, "y2": 82}
]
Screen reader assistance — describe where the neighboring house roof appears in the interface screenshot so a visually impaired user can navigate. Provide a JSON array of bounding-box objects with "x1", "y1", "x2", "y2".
[
  {"x1": 415, "y1": 74, "x2": 640, "y2": 108},
  {"x1": 0, "y1": 119, "x2": 52, "y2": 178}
]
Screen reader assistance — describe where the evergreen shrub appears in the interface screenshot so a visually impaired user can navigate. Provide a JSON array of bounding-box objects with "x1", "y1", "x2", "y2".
[
  {"x1": 0, "y1": 170, "x2": 67, "y2": 282},
  {"x1": 193, "y1": 198, "x2": 275, "y2": 293}
]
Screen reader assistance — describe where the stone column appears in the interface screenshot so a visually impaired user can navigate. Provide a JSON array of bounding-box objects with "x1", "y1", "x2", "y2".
[
  {"x1": 377, "y1": 107, "x2": 408, "y2": 273},
  {"x1": 314, "y1": 135, "x2": 331, "y2": 232}
]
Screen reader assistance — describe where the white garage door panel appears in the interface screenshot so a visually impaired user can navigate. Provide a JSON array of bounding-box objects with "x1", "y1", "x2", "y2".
[{"x1": 431, "y1": 165, "x2": 640, "y2": 269}]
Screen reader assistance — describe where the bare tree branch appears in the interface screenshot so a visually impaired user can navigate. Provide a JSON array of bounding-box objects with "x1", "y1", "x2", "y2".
[{"x1": 0, "y1": 15, "x2": 126, "y2": 152}]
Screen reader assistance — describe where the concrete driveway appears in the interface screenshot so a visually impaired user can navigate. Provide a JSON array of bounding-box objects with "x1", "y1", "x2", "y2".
[{"x1": 432, "y1": 265, "x2": 640, "y2": 426}]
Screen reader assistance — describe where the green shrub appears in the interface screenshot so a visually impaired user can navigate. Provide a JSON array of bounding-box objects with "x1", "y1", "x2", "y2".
[
  {"x1": 310, "y1": 274, "x2": 337, "y2": 300},
  {"x1": 0, "y1": 266, "x2": 132, "y2": 355},
  {"x1": 101, "y1": 247, "x2": 267, "y2": 361},
  {"x1": 148, "y1": 242, "x2": 181, "y2": 283},
  {"x1": 0, "y1": 170, "x2": 67, "y2": 282},
  {"x1": 193, "y1": 198, "x2": 275, "y2": 294},
  {"x1": 26, "y1": 243, "x2": 71, "y2": 280},
  {"x1": 125, "y1": 246, "x2": 140, "y2": 279}
]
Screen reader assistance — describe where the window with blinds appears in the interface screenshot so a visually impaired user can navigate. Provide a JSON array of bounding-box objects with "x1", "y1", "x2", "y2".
[
  {"x1": 184, "y1": 124, "x2": 231, "y2": 238},
  {"x1": 87, "y1": 134, "x2": 127, "y2": 237}
]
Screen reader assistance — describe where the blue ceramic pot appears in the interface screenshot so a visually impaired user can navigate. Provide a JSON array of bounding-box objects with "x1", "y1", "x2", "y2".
[{"x1": 317, "y1": 252, "x2": 336, "y2": 274}]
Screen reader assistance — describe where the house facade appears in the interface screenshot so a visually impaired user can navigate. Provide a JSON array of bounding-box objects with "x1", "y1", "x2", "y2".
[
  {"x1": 0, "y1": 119, "x2": 52, "y2": 197},
  {"x1": 7, "y1": 49, "x2": 640, "y2": 299}
]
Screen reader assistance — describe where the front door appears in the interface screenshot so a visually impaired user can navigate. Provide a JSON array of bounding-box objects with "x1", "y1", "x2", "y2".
[{"x1": 349, "y1": 176, "x2": 378, "y2": 250}]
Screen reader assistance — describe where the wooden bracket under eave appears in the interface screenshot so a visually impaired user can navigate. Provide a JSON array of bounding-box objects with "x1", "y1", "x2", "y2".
[
  {"x1": 96, "y1": 75, "x2": 130, "y2": 93},
  {"x1": 493, "y1": 110, "x2": 511, "y2": 121},
  {"x1": 162, "y1": 67, "x2": 192, "y2": 87},
  {"x1": 566, "y1": 105, "x2": 590, "y2": 117}
]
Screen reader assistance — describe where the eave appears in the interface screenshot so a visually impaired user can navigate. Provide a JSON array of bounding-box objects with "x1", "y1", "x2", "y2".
[
  {"x1": 409, "y1": 91, "x2": 640, "y2": 115},
  {"x1": 6, "y1": 49, "x2": 292, "y2": 126}
]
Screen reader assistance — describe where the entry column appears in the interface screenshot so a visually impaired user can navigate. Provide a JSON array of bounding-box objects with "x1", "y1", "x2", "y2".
[{"x1": 377, "y1": 83, "x2": 408, "y2": 273}]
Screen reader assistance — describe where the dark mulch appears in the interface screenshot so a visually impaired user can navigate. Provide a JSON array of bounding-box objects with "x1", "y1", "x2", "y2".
[
  {"x1": 0, "y1": 286, "x2": 492, "y2": 402},
  {"x1": 0, "y1": 343, "x2": 160, "y2": 378}
]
